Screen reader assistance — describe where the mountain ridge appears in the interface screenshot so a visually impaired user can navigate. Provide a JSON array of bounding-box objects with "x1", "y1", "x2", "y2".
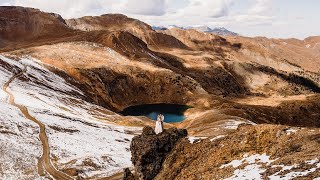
[
  {"x1": 152, "y1": 24, "x2": 239, "y2": 36},
  {"x1": 0, "y1": 6, "x2": 320, "y2": 179}
]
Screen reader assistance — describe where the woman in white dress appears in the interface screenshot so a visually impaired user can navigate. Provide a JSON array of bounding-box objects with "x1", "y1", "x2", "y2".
[{"x1": 155, "y1": 113, "x2": 164, "y2": 134}]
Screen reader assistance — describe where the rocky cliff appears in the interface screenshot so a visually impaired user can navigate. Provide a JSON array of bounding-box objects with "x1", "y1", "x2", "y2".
[{"x1": 129, "y1": 126, "x2": 187, "y2": 179}]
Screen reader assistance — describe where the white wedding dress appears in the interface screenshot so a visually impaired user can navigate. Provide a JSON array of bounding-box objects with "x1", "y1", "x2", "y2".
[
  {"x1": 155, "y1": 120, "x2": 163, "y2": 134},
  {"x1": 155, "y1": 114, "x2": 164, "y2": 134}
]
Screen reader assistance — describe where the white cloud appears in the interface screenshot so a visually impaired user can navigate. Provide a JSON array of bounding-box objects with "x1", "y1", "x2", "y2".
[
  {"x1": 1, "y1": 2, "x2": 12, "y2": 6},
  {"x1": 8, "y1": 0, "x2": 168, "y2": 17},
  {"x1": 0, "y1": 0, "x2": 13, "y2": 6},
  {"x1": 1, "y1": 0, "x2": 316, "y2": 38},
  {"x1": 249, "y1": 0, "x2": 273, "y2": 14},
  {"x1": 178, "y1": 0, "x2": 233, "y2": 18},
  {"x1": 116, "y1": 0, "x2": 167, "y2": 16},
  {"x1": 233, "y1": 14, "x2": 274, "y2": 25},
  {"x1": 11, "y1": 0, "x2": 115, "y2": 18},
  {"x1": 231, "y1": 0, "x2": 274, "y2": 26}
]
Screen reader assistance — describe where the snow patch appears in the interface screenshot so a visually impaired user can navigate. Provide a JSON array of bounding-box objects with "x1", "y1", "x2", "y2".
[
  {"x1": 268, "y1": 159, "x2": 320, "y2": 179},
  {"x1": 188, "y1": 136, "x2": 207, "y2": 144},
  {"x1": 221, "y1": 153, "x2": 277, "y2": 179},
  {"x1": 0, "y1": 69, "x2": 11, "y2": 100},
  {"x1": 306, "y1": 158, "x2": 318, "y2": 165},
  {"x1": 220, "y1": 153, "x2": 275, "y2": 169},
  {"x1": 268, "y1": 165, "x2": 318, "y2": 179},
  {"x1": 0, "y1": 54, "x2": 24, "y2": 69},
  {"x1": 225, "y1": 164, "x2": 265, "y2": 180},
  {"x1": 0, "y1": 101, "x2": 42, "y2": 179},
  {"x1": 221, "y1": 159, "x2": 243, "y2": 168},
  {"x1": 210, "y1": 135, "x2": 225, "y2": 142},
  {"x1": 285, "y1": 128, "x2": 297, "y2": 135},
  {"x1": 220, "y1": 119, "x2": 246, "y2": 129}
]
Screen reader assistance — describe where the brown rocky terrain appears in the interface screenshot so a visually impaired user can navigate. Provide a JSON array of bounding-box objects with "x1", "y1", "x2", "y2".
[
  {"x1": 66, "y1": 14, "x2": 188, "y2": 50},
  {"x1": 158, "y1": 124, "x2": 320, "y2": 179},
  {"x1": 127, "y1": 125, "x2": 320, "y2": 179},
  {"x1": 124, "y1": 124, "x2": 320, "y2": 179},
  {"x1": 0, "y1": 6, "x2": 320, "y2": 179},
  {"x1": 1, "y1": 7, "x2": 320, "y2": 130}
]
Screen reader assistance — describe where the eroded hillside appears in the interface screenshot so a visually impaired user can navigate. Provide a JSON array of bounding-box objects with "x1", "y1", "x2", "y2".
[{"x1": 0, "y1": 6, "x2": 320, "y2": 179}]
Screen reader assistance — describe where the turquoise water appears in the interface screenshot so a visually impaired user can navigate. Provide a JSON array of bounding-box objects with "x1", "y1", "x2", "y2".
[{"x1": 120, "y1": 103, "x2": 190, "y2": 123}]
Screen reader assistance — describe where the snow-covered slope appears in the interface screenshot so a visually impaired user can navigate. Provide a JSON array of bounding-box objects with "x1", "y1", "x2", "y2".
[
  {"x1": 0, "y1": 55, "x2": 141, "y2": 179},
  {"x1": 0, "y1": 62, "x2": 43, "y2": 179}
]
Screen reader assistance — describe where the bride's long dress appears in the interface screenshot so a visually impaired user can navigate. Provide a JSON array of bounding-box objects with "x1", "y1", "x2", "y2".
[{"x1": 155, "y1": 120, "x2": 163, "y2": 134}]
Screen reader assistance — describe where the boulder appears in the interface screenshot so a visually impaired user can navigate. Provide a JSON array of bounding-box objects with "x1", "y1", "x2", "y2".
[{"x1": 130, "y1": 126, "x2": 187, "y2": 180}]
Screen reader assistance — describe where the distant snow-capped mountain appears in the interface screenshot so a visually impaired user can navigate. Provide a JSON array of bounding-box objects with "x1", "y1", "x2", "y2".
[
  {"x1": 209, "y1": 27, "x2": 238, "y2": 36},
  {"x1": 167, "y1": 25, "x2": 184, "y2": 29},
  {"x1": 151, "y1": 26, "x2": 167, "y2": 30},
  {"x1": 152, "y1": 25, "x2": 238, "y2": 36},
  {"x1": 186, "y1": 25, "x2": 212, "y2": 32},
  {"x1": 186, "y1": 25, "x2": 238, "y2": 36}
]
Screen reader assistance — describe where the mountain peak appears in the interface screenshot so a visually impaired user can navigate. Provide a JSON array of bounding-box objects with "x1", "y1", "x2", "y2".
[
  {"x1": 152, "y1": 24, "x2": 238, "y2": 36},
  {"x1": 188, "y1": 25, "x2": 212, "y2": 32}
]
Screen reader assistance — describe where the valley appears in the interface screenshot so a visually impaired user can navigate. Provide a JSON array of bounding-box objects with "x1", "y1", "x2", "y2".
[{"x1": 0, "y1": 6, "x2": 319, "y2": 179}]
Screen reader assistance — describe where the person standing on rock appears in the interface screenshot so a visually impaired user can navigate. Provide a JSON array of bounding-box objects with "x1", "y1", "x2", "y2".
[{"x1": 155, "y1": 113, "x2": 164, "y2": 134}]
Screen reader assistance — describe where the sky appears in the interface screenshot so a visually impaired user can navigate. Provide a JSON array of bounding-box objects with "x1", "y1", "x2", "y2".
[{"x1": 0, "y1": 0, "x2": 318, "y2": 39}]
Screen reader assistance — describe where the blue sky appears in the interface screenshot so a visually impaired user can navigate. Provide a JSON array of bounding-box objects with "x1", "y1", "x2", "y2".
[{"x1": 0, "y1": 0, "x2": 318, "y2": 39}]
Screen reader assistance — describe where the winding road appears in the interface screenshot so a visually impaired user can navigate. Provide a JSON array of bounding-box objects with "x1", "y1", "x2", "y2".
[{"x1": 2, "y1": 67, "x2": 73, "y2": 180}]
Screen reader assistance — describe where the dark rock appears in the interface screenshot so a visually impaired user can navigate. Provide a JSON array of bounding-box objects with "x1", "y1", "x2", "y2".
[
  {"x1": 123, "y1": 168, "x2": 135, "y2": 180},
  {"x1": 142, "y1": 126, "x2": 156, "y2": 136},
  {"x1": 130, "y1": 126, "x2": 187, "y2": 180}
]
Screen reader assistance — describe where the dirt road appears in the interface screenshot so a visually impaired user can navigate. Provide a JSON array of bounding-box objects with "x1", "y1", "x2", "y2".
[{"x1": 2, "y1": 67, "x2": 73, "y2": 180}]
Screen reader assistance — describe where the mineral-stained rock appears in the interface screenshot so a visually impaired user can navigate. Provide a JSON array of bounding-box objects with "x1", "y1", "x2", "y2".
[{"x1": 130, "y1": 126, "x2": 188, "y2": 180}]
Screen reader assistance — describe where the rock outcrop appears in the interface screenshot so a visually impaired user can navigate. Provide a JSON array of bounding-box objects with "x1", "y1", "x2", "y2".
[
  {"x1": 129, "y1": 126, "x2": 187, "y2": 180},
  {"x1": 155, "y1": 124, "x2": 320, "y2": 179},
  {"x1": 123, "y1": 168, "x2": 135, "y2": 180}
]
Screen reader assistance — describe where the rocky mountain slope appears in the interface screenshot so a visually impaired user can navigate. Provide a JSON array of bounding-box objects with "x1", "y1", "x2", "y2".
[
  {"x1": 127, "y1": 125, "x2": 320, "y2": 180},
  {"x1": 0, "y1": 54, "x2": 146, "y2": 179},
  {"x1": 0, "y1": 6, "x2": 76, "y2": 51},
  {"x1": 0, "y1": 6, "x2": 320, "y2": 179}
]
